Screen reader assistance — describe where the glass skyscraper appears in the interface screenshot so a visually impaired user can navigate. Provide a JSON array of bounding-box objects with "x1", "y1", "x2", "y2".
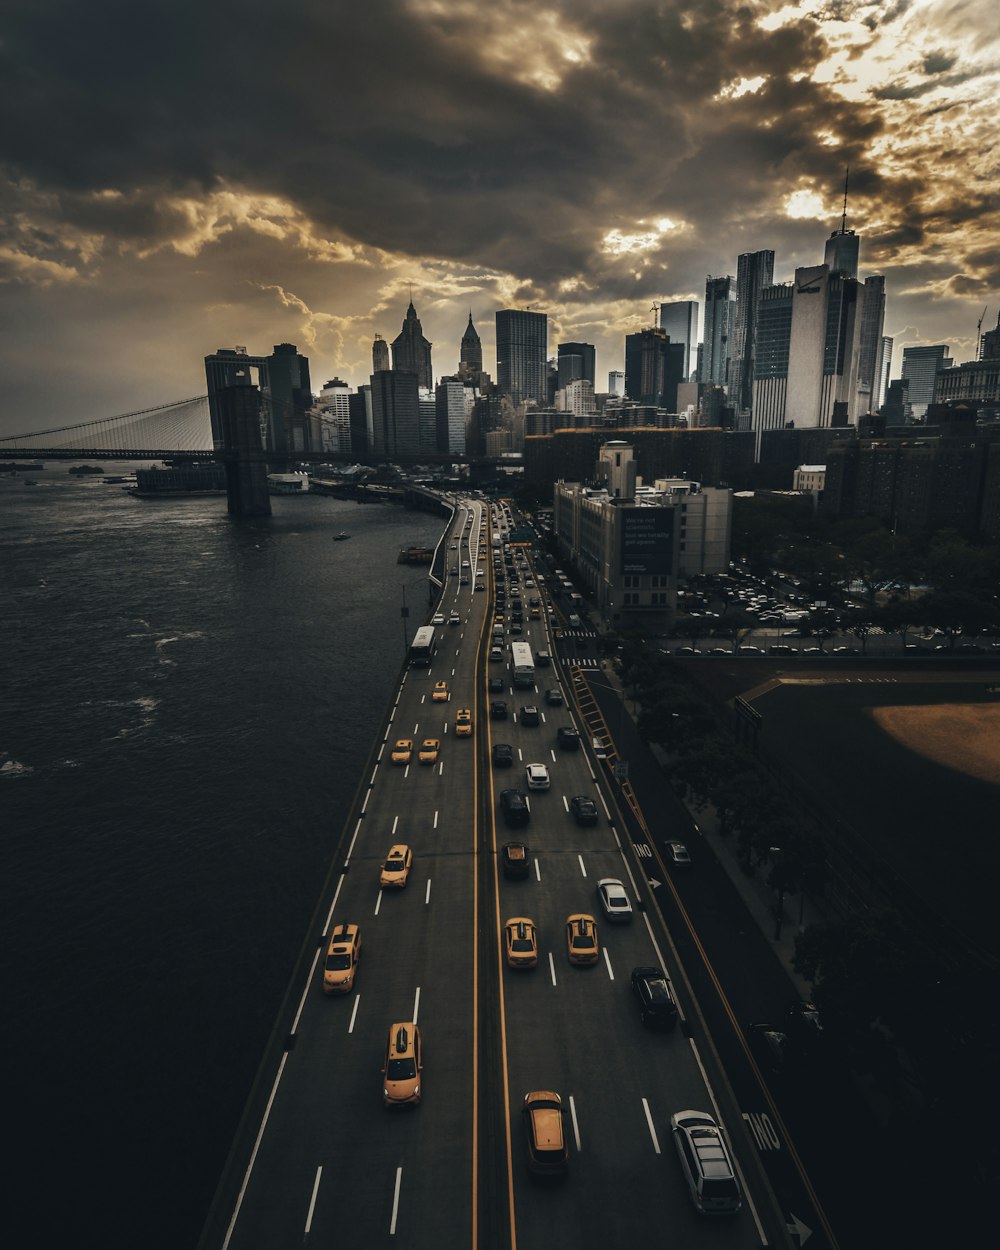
[{"x1": 496, "y1": 310, "x2": 548, "y2": 406}]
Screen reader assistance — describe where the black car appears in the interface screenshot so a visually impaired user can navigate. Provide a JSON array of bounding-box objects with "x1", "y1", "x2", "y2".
[
  {"x1": 631, "y1": 966, "x2": 678, "y2": 1030},
  {"x1": 501, "y1": 841, "x2": 530, "y2": 879},
  {"x1": 544, "y1": 688, "x2": 563, "y2": 706},
  {"x1": 488, "y1": 676, "x2": 505, "y2": 693},
  {"x1": 500, "y1": 788, "x2": 530, "y2": 827},
  {"x1": 491, "y1": 700, "x2": 508, "y2": 720},
  {"x1": 520, "y1": 705, "x2": 540, "y2": 726},
  {"x1": 492, "y1": 742, "x2": 514, "y2": 768},
  {"x1": 556, "y1": 726, "x2": 580, "y2": 751},
  {"x1": 747, "y1": 1023, "x2": 790, "y2": 1079},
  {"x1": 535, "y1": 650, "x2": 551, "y2": 667},
  {"x1": 569, "y1": 795, "x2": 599, "y2": 826}
]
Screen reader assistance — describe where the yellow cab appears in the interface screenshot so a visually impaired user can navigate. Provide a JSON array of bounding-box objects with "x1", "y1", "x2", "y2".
[
  {"x1": 418, "y1": 738, "x2": 440, "y2": 764},
  {"x1": 504, "y1": 918, "x2": 538, "y2": 969},
  {"x1": 322, "y1": 922, "x2": 361, "y2": 994},
  {"x1": 522, "y1": 1091, "x2": 568, "y2": 1175},
  {"x1": 379, "y1": 844, "x2": 413, "y2": 889},
  {"x1": 432, "y1": 681, "x2": 449, "y2": 702},
  {"x1": 391, "y1": 738, "x2": 413, "y2": 765},
  {"x1": 382, "y1": 1022, "x2": 422, "y2": 1106},
  {"x1": 565, "y1": 914, "x2": 599, "y2": 966},
  {"x1": 454, "y1": 708, "x2": 473, "y2": 738}
]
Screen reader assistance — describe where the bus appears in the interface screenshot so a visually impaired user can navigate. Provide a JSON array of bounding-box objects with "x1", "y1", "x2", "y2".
[
  {"x1": 511, "y1": 641, "x2": 535, "y2": 689},
  {"x1": 409, "y1": 625, "x2": 436, "y2": 667}
]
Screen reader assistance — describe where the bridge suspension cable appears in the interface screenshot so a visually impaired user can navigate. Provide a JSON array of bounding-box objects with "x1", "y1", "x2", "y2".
[{"x1": 0, "y1": 396, "x2": 213, "y2": 452}]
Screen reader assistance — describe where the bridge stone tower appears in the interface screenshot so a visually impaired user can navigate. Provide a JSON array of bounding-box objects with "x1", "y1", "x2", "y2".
[{"x1": 216, "y1": 384, "x2": 272, "y2": 516}]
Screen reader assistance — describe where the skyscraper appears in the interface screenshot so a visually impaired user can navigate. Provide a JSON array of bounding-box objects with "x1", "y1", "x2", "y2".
[
  {"x1": 459, "y1": 313, "x2": 482, "y2": 378},
  {"x1": 624, "y1": 327, "x2": 684, "y2": 409},
  {"x1": 658, "y1": 301, "x2": 698, "y2": 380},
  {"x1": 731, "y1": 250, "x2": 775, "y2": 424},
  {"x1": 372, "y1": 334, "x2": 390, "y2": 374},
  {"x1": 496, "y1": 309, "x2": 548, "y2": 406},
  {"x1": 902, "y1": 345, "x2": 953, "y2": 420},
  {"x1": 856, "y1": 274, "x2": 887, "y2": 413},
  {"x1": 878, "y1": 336, "x2": 893, "y2": 410},
  {"x1": 391, "y1": 300, "x2": 433, "y2": 390},
  {"x1": 703, "y1": 276, "x2": 737, "y2": 387},
  {"x1": 824, "y1": 168, "x2": 860, "y2": 279},
  {"x1": 557, "y1": 342, "x2": 596, "y2": 389},
  {"x1": 370, "y1": 369, "x2": 420, "y2": 456}
]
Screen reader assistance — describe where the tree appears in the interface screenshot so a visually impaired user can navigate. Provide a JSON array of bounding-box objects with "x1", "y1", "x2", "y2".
[
  {"x1": 672, "y1": 614, "x2": 711, "y2": 649},
  {"x1": 712, "y1": 606, "x2": 756, "y2": 653},
  {"x1": 919, "y1": 590, "x2": 993, "y2": 647},
  {"x1": 808, "y1": 608, "x2": 839, "y2": 652},
  {"x1": 877, "y1": 598, "x2": 922, "y2": 649}
]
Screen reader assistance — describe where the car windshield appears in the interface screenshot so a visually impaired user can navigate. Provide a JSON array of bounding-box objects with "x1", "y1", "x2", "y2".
[
  {"x1": 383, "y1": 861, "x2": 403, "y2": 873},
  {"x1": 386, "y1": 1058, "x2": 416, "y2": 1080},
  {"x1": 702, "y1": 1178, "x2": 739, "y2": 1200},
  {"x1": 511, "y1": 938, "x2": 534, "y2": 951},
  {"x1": 572, "y1": 934, "x2": 595, "y2": 948},
  {"x1": 326, "y1": 953, "x2": 351, "y2": 970}
]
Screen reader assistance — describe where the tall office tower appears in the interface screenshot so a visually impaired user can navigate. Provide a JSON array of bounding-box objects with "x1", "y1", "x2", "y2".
[
  {"x1": 372, "y1": 334, "x2": 390, "y2": 373},
  {"x1": 878, "y1": 336, "x2": 893, "y2": 409},
  {"x1": 370, "y1": 368, "x2": 420, "y2": 456},
  {"x1": 557, "y1": 341, "x2": 596, "y2": 389},
  {"x1": 435, "y1": 377, "x2": 468, "y2": 454},
  {"x1": 750, "y1": 264, "x2": 866, "y2": 455},
  {"x1": 319, "y1": 378, "x2": 351, "y2": 453},
  {"x1": 348, "y1": 390, "x2": 369, "y2": 456},
  {"x1": 882, "y1": 378, "x2": 910, "y2": 424},
  {"x1": 205, "y1": 347, "x2": 255, "y2": 449},
  {"x1": 496, "y1": 309, "x2": 548, "y2": 405},
  {"x1": 658, "y1": 301, "x2": 698, "y2": 380},
  {"x1": 458, "y1": 313, "x2": 483, "y2": 379},
  {"x1": 608, "y1": 370, "x2": 625, "y2": 397},
  {"x1": 205, "y1": 342, "x2": 313, "y2": 452},
  {"x1": 703, "y1": 276, "x2": 737, "y2": 386},
  {"x1": 624, "y1": 327, "x2": 684, "y2": 409},
  {"x1": 856, "y1": 274, "x2": 887, "y2": 412},
  {"x1": 730, "y1": 250, "x2": 775, "y2": 425},
  {"x1": 824, "y1": 169, "x2": 860, "y2": 278},
  {"x1": 391, "y1": 300, "x2": 434, "y2": 390},
  {"x1": 901, "y1": 345, "x2": 953, "y2": 420}
]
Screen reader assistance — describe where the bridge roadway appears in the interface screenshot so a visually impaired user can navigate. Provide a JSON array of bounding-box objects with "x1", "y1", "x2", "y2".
[{"x1": 202, "y1": 499, "x2": 784, "y2": 1250}]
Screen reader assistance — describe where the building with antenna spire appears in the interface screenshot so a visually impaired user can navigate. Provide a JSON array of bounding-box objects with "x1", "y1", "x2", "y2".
[
  {"x1": 824, "y1": 167, "x2": 859, "y2": 278},
  {"x1": 391, "y1": 298, "x2": 433, "y2": 390}
]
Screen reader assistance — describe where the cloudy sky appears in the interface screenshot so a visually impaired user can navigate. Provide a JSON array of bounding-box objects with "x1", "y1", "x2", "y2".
[{"x1": 2, "y1": 0, "x2": 998, "y2": 438}]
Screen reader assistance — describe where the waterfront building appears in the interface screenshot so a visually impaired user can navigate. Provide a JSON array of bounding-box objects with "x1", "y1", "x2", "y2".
[
  {"x1": 659, "y1": 301, "x2": 698, "y2": 380},
  {"x1": 391, "y1": 301, "x2": 434, "y2": 391},
  {"x1": 204, "y1": 343, "x2": 313, "y2": 454},
  {"x1": 496, "y1": 309, "x2": 548, "y2": 406},
  {"x1": 703, "y1": 276, "x2": 737, "y2": 387}
]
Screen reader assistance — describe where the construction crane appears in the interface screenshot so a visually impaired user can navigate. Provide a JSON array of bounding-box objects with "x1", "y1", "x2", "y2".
[{"x1": 977, "y1": 306, "x2": 988, "y2": 360}]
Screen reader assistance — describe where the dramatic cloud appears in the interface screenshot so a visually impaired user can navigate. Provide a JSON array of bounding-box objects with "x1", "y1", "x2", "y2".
[{"x1": 0, "y1": 0, "x2": 998, "y2": 433}]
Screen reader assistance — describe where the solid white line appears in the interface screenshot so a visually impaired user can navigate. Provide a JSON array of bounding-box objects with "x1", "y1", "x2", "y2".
[
  {"x1": 578, "y1": 854, "x2": 587, "y2": 877},
  {"x1": 425, "y1": 879, "x2": 431, "y2": 906},
  {"x1": 603, "y1": 947, "x2": 615, "y2": 980},
  {"x1": 389, "y1": 1166, "x2": 403, "y2": 1236},
  {"x1": 348, "y1": 994, "x2": 361, "y2": 1034},
  {"x1": 374, "y1": 890, "x2": 383, "y2": 917},
  {"x1": 548, "y1": 952, "x2": 557, "y2": 986},
  {"x1": 413, "y1": 985, "x2": 421, "y2": 1024},
  {"x1": 569, "y1": 1095, "x2": 582, "y2": 1152},
  {"x1": 642, "y1": 1098, "x2": 661, "y2": 1153},
  {"x1": 304, "y1": 1166, "x2": 322, "y2": 1234}
]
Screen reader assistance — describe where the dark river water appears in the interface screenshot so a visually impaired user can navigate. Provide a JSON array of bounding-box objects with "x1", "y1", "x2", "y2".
[{"x1": 0, "y1": 468, "x2": 445, "y2": 1248}]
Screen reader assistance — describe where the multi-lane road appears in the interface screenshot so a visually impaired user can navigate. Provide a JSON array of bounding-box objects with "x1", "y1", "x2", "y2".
[{"x1": 201, "y1": 498, "x2": 825, "y2": 1250}]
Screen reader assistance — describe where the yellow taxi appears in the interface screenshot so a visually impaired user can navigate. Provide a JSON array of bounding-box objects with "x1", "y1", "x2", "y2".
[
  {"x1": 565, "y1": 914, "x2": 599, "y2": 966},
  {"x1": 391, "y1": 738, "x2": 413, "y2": 765},
  {"x1": 454, "y1": 708, "x2": 473, "y2": 738},
  {"x1": 382, "y1": 1022, "x2": 422, "y2": 1106},
  {"x1": 418, "y1": 738, "x2": 440, "y2": 764},
  {"x1": 504, "y1": 918, "x2": 539, "y2": 969},
  {"x1": 322, "y1": 922, "x2": 361, "y2": 994},
  {"x1": 432, "y1": 681, "x2": 449, "y2": 703},
  {"x1": 379, "y1": 844, "x2": 413, "y2": 889},
  {"x1": 530, "y1": 607, "x2": 541, "y2": 619}
]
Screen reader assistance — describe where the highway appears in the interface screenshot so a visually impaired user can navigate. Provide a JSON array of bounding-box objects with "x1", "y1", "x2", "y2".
[{"x1": 203, "y1": 499, "x2": 795, "y2": 1250}]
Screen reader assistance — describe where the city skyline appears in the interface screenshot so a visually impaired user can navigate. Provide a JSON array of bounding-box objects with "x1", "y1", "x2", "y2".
[{"x1": 1, "y1": 0, "x2": 997, "y2": 435}]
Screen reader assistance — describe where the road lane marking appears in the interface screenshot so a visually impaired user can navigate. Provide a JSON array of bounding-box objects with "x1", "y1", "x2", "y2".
[
  {"x1": 562, "y1": 794, "x2": 569, "y2": 811},
  {"x1": 392, "y1": 815, "x2": 399, "y2": 834},
  {"x1": 603, "y1": 948, "x2": 615, "y2": 980},
  {"x1": 438, "y1": 761, "x2": 444, "y2": 777},
  {"x1": 578, "y1": 854, "x2": 587, "y2": 877},
  {"x1": 412, "y1": 722, "x2": 419, "y2": 734},
  {"x1": 534, "y1": 858, "x2": 541, "y2": 882},
  {"x1": 369, "y1": 768, "x2": 378, "y2": 786},
  {"x1": 304, "y1": 1166, "x2": 322, "y2": 1235},
  {"x1": 345, "y1": 818, "x2": 363, "y2": 863},
  {"x1": 413, "y1": 986, "x2": 421, "y2": 1024},
  {"x1": 403, "y1": 764, "x2": 410, "y2": 778},
  {"x1": 374, "y1": 890, "x2": 383, "y2": 917},
  {"x1": 389, "y1": 1166, "x2": 403, "y2": 1235},
  {"x1": 548, "y1": 952, "x2": 557, "y2": 986},
  {"x1": 348, "y1": 995, "x2": 360, "y2": 1034},
  {"x1": 550, "y1": 749, "x2": 557, "y2": 762},
  {"x1": 361, "y1": 789, "x2": 372, "y2": 816},
  {"x1": 433, "y1": 810, "x2": 439, "y2": 828},
  {"x1": 568, "y1": 1095, "x2": 581, "y2": 1152},
  {"x1": 420, "y1": 694, "x2": 425, "y2": 704},
  {"x1": 388, "y1": 708, "x2": 395, "y2": 723},
  {"x1": 642, "y1": 1099, "x2": 661, "y2": 1153},
  {"x1": 425, "y1": 879, "x2": 432, "y2": 906},
  {"x1": 377, "y1": 743, "x2": 385, "y2": 761}
]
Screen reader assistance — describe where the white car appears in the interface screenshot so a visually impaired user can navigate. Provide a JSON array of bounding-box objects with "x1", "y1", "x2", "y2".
[
  {"x1": 525, "y1": 763, "x2": 550, "y2": 791},
  {"x1": 667, "y1": 841, "x2": 692, "y2": 868},
  {"x1": 431, "y1": 613, "x2": 445, "y2": 625},
  {"x1": 449, "y1": 611, "x2": 461, "y2": 626},
  {"x1": 596, "y1": 878, "x2": 633, "y2": 923}
]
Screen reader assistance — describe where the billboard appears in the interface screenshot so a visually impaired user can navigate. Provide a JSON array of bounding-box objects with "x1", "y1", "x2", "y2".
[{"x1": 620, "y1": 507, "x2": 674, "y2": 575}]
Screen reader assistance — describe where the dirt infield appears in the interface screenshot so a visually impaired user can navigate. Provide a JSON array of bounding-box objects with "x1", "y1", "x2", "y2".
[{"x1": 871, "y1": 703, "x2": 1000, "y2": 787}]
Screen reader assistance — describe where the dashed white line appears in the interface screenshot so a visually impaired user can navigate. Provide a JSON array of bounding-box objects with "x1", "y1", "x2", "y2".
[
  {"x1": 568, "y1": 1095, "x2": 582, "y2": 1152},
  {"x1": 425, "y1": 879, "x2": 432, "y2": 906},
  {"x1": 389, "y1": 1166, "x2": 403, "y2": 1235},
  {"x1": 548, "y1": 952, "x2": 557, "y2": 986},
  {"x1": 534, "y1": 858, "x2": 541, "y2": 882},
  {"x1": 438, "y1": 761, "x2": 444, "y2": 777},
  {"x1": 562, "y1": 794, "x2": 569, "y2": 811},
  {"x1": 361, "y1": 790, "x2": 372, "y2": 815},
  {"x1": 412, "y1": 986, "x2": 421, "y2": 1024},
  {"x1": 304, "y1": 1166, "x2": 322, "y2": 1235},
  {"x1": 348, "y1": 995, "x2": 361, "y2": 1034},
  {"x1": 374, "y1": 890, "x2": 383, "y2": 917},
  {"x1": 392, "y1": 815, "x2": 399, "y2": 834},
  {"x1": 550, "y1": 748, "x2": 557, "y2": 762},
  {"x1": 642, "y1": 1099, "x2": 661, "y2": 1153},
  {"x1": 578, "y1": 854, "x2": 587, "y2": 877},
  {"x1": 603, "y1": 948, "x2": 615, "y2": 980},
  {"x1": 433, "y1": 810, "x2": 439, "y2": 828}
]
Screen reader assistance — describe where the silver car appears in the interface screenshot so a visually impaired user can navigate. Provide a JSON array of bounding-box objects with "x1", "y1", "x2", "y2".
[
  {"x1": 670, "y1": 1111, "x2": 742, "y2": 1215},
  {"x1": 595, "y1": 878, "x2": 633, "y2": 923}
]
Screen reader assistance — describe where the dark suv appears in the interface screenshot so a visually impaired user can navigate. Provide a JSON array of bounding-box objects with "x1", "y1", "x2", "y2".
[
  {"x1": 631, "y1": 966, "x2": 678, "y2": 1030},
  {"x1": 492, "y1": 742, "x2": 514, "y2": 768},
  {"x1": 556, "y1": 726, "x2": 580, "y2": 751},
  {"x1": 500, "y1": 788, "x2": 530, "y2": 827}
]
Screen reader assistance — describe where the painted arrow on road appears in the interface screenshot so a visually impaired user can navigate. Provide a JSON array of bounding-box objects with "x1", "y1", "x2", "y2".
[{"x1": 786, "y1": 1212, "x2": 813, "y2": 1245}]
